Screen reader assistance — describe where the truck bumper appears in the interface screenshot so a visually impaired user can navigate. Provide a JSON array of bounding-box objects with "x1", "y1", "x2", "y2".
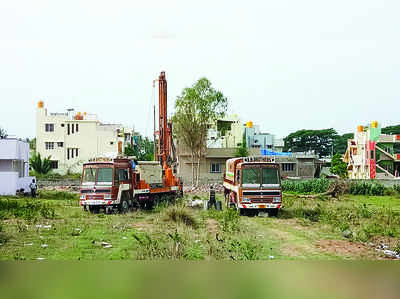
[
  {"x1": 80, "y1": 200, "x2": 114, "y2": 206},
  {"x1": 239, "y1": 203, "x2": 281, "y2": 209}
]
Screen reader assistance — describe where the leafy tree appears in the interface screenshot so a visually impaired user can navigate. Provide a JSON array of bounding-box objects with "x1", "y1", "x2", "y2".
[
  {"x1": 330, "y1": 153, "x2": 348, "y2": 178},
  {"x1": 381, "y1": 125, "x2": 400, "y2": 135},
  {"x1": 29, "y1": 138, "x2": 36, "y2": 151},
  {"x1": 334, "y1": 133, "x2": 354, "y2": 155},
  {"x1": 124, "y1": 136, "x2": 154, "y2": 161},
  {"x1": 30, "y1": 153, "x2": 52, "y2": 175},
  {"x1": 235, "y1": 135, "x2": 249, "y2": 157},
  {"x1": 173, "y1": 77, "x2": 228, "y2": 186},
  {"x1": 284, "y1": 128, "x2": 338, "y2": 157},
  {"x1": 0, "y1": 127, "x2": 7, "y2": 139}
]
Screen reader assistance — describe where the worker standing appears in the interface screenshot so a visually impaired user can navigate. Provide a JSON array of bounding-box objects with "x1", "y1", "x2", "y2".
[
  {"x1": 29, "y1": 179, "x2": 37, "y2": 198},
  {"x1": 208, "y1": 185, "x2": 216, "y2": 209}
]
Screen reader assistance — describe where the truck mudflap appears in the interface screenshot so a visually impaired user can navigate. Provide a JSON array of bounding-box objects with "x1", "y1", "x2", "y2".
[
  {"x1": 80, "y1": 200, "x2": 114, "y2": 206},
  {"x1": 239, "y1": 203, "x2": 281, "y2": 209}
]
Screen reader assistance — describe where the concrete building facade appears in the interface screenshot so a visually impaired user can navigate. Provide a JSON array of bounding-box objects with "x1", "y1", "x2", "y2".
[
  {"x1": 0, "y1": 138, "x2": 35, "y2": 195},
  {"x1": 36, "y1": 101, "x2": 134, "y2": 174}
]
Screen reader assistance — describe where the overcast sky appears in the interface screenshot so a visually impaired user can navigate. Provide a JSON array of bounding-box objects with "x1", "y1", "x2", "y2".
[{"x1": 1, "y1": 0, "x2": 399, "y2": 139}]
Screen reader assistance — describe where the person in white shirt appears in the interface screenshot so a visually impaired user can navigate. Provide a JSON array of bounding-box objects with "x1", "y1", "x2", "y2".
[{"x1": 29, "y1": 179, "x2": 37, "y2": 198}]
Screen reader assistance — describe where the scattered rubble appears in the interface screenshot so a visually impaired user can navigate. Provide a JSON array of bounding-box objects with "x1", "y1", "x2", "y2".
[{"x1": 375, "y1": 243, "x2": 400, "y2": 259}]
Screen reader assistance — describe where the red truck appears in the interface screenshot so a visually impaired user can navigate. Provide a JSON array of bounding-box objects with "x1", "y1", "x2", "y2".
[
  {"x1": 223, "y1": 156, "x2": 282, "y2": 216},
  {"x1": 79, "y1": 71, "x2": 183, "y2": 212}
]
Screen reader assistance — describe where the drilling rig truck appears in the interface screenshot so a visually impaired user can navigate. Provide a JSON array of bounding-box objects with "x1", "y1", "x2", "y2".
[
  {"x1": 223, "y1": 156, "x2": 282, "y2": 216},
  {"x1": 79, "y1": 71, "x2": 183, "y2": 213}
]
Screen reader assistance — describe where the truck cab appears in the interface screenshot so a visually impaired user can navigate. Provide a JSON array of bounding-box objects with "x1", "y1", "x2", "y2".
[
  {"x1": 79, "y1": 159, "x2": 135, "y2": 213},
  {"x1": 223, "y1": 156, "x2": 282, "y2": 216}
]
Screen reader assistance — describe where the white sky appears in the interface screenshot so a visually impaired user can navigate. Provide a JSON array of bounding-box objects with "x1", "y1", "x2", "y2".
[{"x1": 1, "y1": 0, "x2": 399, "y2": 139}]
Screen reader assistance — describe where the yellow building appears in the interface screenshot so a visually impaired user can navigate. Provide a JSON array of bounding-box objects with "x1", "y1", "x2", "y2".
[{"x1": 36, "y1": 101, "x2": 134, "y2": 174}]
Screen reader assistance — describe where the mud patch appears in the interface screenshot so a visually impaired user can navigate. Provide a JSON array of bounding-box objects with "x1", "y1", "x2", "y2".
[
  {"x1": 206, "y1": 219, "x2": 219, "y2": 234},
  {"x1": 316, "y1": 240, "x2": 379, "y2": 259}
]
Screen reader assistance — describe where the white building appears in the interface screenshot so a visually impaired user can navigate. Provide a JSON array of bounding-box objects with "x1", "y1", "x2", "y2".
[
  {"x1": 36, "y1": 101, "x2": 134, "y2": 174},
  {"x1": 0, "y1": 138, "x2": 35, "y2": 195}
]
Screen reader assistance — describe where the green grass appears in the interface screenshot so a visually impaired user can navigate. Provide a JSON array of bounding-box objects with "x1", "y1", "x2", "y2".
[{"x1": 0, "y1": 192, "x2": 399, "y2": 260}]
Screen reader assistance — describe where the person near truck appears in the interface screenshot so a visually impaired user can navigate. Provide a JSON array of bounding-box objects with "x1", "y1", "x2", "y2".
[{"x1": 29, "y1": 179, "x2": 37, "y2": 198}]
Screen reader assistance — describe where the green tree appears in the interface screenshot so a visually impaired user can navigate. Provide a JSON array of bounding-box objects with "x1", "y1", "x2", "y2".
[
  {"x1": 334, "y1": 133, "x2": 354, "y2": 155},
  {"x1": 284, "y1": 128, "x2": 338, "y2": 157},
  {"x1": 29, "y1": 138, "x2": 36, "y2": 151},
  {"x1": 173, "y1": 77, "x2": 228, "y2": 186},
  {"x1": 330, "y1": 153, "x2": 348, "y2": 178},
  {"x1": 30, "y1": 153, "x2": 52, "y2": 175},
  {"x1": 235, "y1": 135, "x2": 249, "y2": 157},
  {"x1": 124, "y1": 136, "x2": 154, "y2": 161},
  {"x1": 381, "y1": 125, "x2": 400, "y2": 135}
]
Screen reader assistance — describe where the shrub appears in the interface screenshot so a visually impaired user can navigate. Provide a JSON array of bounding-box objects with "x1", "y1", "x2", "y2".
[
  {"x1": 348, "y1": 182, "x2": 385, "y2": 196},
  {"x1": 30, "y1": 153, "x2": 52, "y2": 175},
  {"x1": 165, "y1": 206, "x2": 197, "y2": 228},
  {"x1": 282, "y1": 179, "x2": 330, "y2": 194},
  {"x1": 0, "y1": 199, "x2": 56, "y2": 221}
]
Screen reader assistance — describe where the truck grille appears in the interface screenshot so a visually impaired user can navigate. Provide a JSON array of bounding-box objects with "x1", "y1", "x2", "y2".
[
  {"x1": 251, "y1": 198, "x2": 273, "y2": 203},
  {"x1": 243, "y1": 190, "x2": 280, "y2": 196},
  {"x1": 86, "y1": 194, "x2": 104, "y2": 200}
]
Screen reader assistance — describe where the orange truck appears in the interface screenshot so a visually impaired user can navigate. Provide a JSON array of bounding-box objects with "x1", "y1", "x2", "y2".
[
  {"x1": 223, "y1": 156, "x2": 282, "y2": 216},
  {"x1": 79, "y1": 71, "x2": 183, "y2": 212}
]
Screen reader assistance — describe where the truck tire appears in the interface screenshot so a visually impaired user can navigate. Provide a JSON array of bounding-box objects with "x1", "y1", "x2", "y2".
[{"x1": 119, "y1": 193, "x2": 130, "y2": 213}]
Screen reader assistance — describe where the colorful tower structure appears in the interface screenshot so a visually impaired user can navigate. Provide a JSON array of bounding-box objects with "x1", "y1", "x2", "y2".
[{"x1": 344, "y1": 122, "x2": 381, "y2": 179}]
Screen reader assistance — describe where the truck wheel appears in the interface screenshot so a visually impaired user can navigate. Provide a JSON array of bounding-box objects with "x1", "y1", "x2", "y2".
[
  {"x1": 239, "y1": 208, "x2": 247, "y2": 216},
  {"x1": 119, "y1": 193, "x2": 130, "y2": 213}
]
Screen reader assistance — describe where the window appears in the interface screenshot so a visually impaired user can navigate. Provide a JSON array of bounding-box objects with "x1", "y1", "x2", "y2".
[
  {"x1": 242, "y1": 168, "x2": 260, "y2": 185},
  {"x1": 110, "y1": 141, "x2": 114, "y2": 145},
  {"x1": 75, "y1": 148, "x2": 79, "y2": 157},
  {"x1": 57, "y1": 142, "x2": 64, "y2": 147},
  {"x1": 67, "y1": 124, "x2": 70, "y2": 135},
  {"x1": 50, "y1": 160, "x2": 59, "y2": 169},
  {"x1": 262, "y1": 168, "x2": 279, "y2": 185},
  {"x1": 210, "y1": 162, "x2": 221, "y2": 173},
  {"x1": 97, "y1": 168, "x2": 113, "y2": 183},
  {"x1": 82, "y1": 168, "x2": 96, "y2": 183},
  {"x1": 45, "y1": 124, "x2": 54, "y2": 132},
  {"x1": 72, "y1": 123, "x2": 74, "y2": 134},
  {"x1": 76, "y1": 124, "x2": 79, "y2": 132},
  {"x1": 282, "y1": 163, "x2": 295, "y2": 172},
  {"x1": 45, "y1": 142, "x2": 54, "y2": 150},
  {"x1": 118, "y1": 169, "x2": 129, "y2": 181},
  {"x1": 71, "y1": 148, "x2": 74, "y2": 158},
  {"x1": 61, "y1": 124, "x2": 65, "y2": 127}
]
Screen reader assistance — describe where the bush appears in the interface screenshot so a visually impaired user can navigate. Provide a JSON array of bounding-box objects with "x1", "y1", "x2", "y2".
[
  {"x1": 165, "y1": 206, "x2": 197, "y2": 228},
  {"x1": 38, "y1": 190, "x2": 78, "y2": 200},
  {"x1": 0, "y1": 199, "x2": 56, "y2": 221},
  {"x1": 282, "y1": 179, "x2": 330, "y2": 194},
  {"x1": 348, "y1": 182, "x2": 385, "y2": 196}
]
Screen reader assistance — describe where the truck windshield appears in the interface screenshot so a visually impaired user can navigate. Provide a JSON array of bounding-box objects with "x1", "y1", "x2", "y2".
[
  {"x1": 82, "y1": 168, "x2": 96, "y2": 183},
  {"x1": 262, "y1": 168, "x2": 279, "y2": 186},
  {"x1": 242, "y1": 168, "x2": 260, "y2": 186},
  {"x1": 97, "y1": 168, "x2": 113, "y2": 183}
]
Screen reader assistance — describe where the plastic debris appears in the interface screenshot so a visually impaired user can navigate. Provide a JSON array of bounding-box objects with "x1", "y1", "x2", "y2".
[
  {"x1": 269, "y1": 256, "x2": 275, "y2": 260},
  {"x1": 41, "y1": 244, "x2": 48, "y2": 248},
  {"x1": 101, "y1": 242, "x2": 112, "y2": 248},
  {"x1": 43, "y1": 225, "x2": 51, "y2": 230},
  {"x1": 194, "y1": 240, "x2": 200, "y2": 243},
  {"x1": 122, "y1": 237, "x2": 127, "y2": 240},
  {"x1": 24, "y1": 242, "x2": 33, "y2": 246},
  {"x1": 36, "y1": 257, "x2": 46, "y2": 261}
]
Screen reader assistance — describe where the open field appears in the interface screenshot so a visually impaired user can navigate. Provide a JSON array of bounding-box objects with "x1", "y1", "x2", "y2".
[{"x1": 0, "y1": 191, "x2": 399, "y2": 261}]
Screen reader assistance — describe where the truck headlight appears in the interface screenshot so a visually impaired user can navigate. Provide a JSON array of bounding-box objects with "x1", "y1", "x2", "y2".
[
  {"x1": 273, "y1": 197, "x2": 281, "y2": 203},
  {"x1": 242, "y1": 198, "x2": 251, "y2": 203},
  {"x1": 80, "y1": 195, "x2": 86, "y2": 200}
]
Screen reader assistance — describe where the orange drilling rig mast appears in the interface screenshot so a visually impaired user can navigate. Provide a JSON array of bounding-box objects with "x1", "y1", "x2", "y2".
[{"x1": 157, "y1": 71, "x2": 179, "y2": 187}]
